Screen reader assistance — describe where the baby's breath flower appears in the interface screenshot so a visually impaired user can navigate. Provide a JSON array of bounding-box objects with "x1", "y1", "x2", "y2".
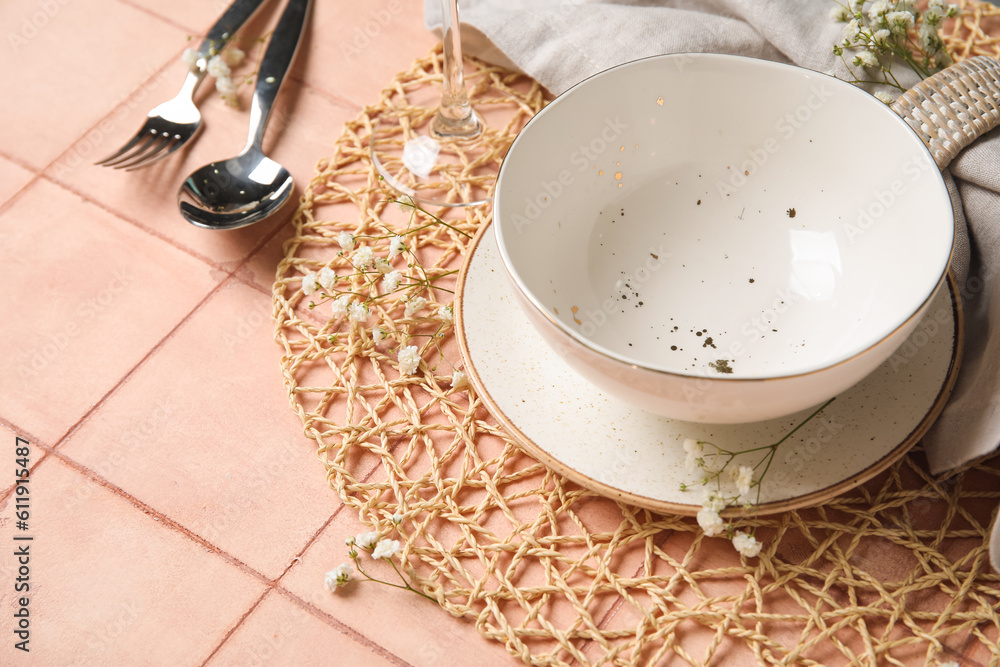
[
  {"x1": 302, "y1": 272, "x2": 319, "y2": 296},
  {"x1": 371, "y1": 538, "x2": 401, "y2": 560},
  {"x1": 886, "y1": 10, "x2": 915, "y2": 34},
  {"x1": 318, "y1": 267, "x2": 337, "y2": 291},
  {"x1": 732, "y1": 465, "x2": 754, "y2": 497},
  {"x1": 702, "y1": 489, "x2": 726, "y2": 513},
  {"x1": 207, "y1": 54, "x2": 231, "y2": 79},
  {"x1": 381, "y1": 270, "x2": 402, "y2": 293},
  {"x1": 854, "y1": 50, "x2": 879, "y2": 68},
  {"x1": 373, "y1": 257, "x2": 392, "y2": 275},
  {"x1": 338, "y1": 231, "x2": 356, "y2": 252},
  {"x1": 352, "y1": 246, "x2": 374, "y2": 270},
  {"x1": 438, "y1": 304, "x2": 454, "y2": 325},
  {"x1": 325, "y1": 563, "x2": 354, "y2": 590},
  {"x1": 829, "y1": 5, "x2": 850, "y2": 21},
  {"x1": 355, "y1": 531, "x2": 380, "y2": 549},
  {"x1": 392, "y1": 513, "x2": 404, "y2": 524},
  {"x1": 388, "y1": 235, "x2": 406, "y2": 259},
  {"x1": 842, "y1": 19, "x2": 861, "y2": 44},
  {"x1": 404, "y1": 296, "x2": 427, "y2": 318},
  {"x1": 222, "y1": 46, "x2": 245, "y2": 67},
  {"x1": 697, "y1": 508, "x2": 726, "y2": 537},
  {"x1": 683, "y1": 438, "x2": 704, "y2": 473},
  {"x1": 732, "y1": 531, "x2": 763, "y2": 558},
  {"x1": 372, "y1": 327, "x2": 386, "y2": 343},
  {"x1": 868, "y1": 0, "x2": 891, "y2": 21},
  {"x1": 872, "y1": 28, "x2": 891, "y2": 45},
  {"x1": 330, "y1": 295, "x2": 352, "y2": 319},
  {"x1": 216, "y1": 76, "x2": 238, "y2": 105},
  {"x1": 397, "y1": 345, "x2": 421, "y2": 375},
  {"x1": 451, "y1": 369, "x2": 467, "y2": 388},
  {"x1": 348, "y1": 302, "x2": 369, "y2": 323},
  {"x1": 874, "y1": 90, "x2": 894, "y2": 104},
  {"x1": 182, "y1": 47, "x2": 201, "y2": 71}
]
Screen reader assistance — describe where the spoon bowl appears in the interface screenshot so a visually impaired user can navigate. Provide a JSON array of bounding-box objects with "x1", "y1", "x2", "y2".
[
  {"x1": 178, "y1": 0, "x2": 309, "y2": 230},
  {"x1": 179, "y1": 150, "x2": 294, "y2": 229}
]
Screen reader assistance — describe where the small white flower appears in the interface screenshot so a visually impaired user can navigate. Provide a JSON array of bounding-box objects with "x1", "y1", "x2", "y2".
[
  {"x1": 388, "y1": 235, "x2": 406, "y2": 259},
  {"x1": 438, "y1": 304, "x2": 454, "y2": 325},
  {"x1": 829, "y1": 6, "x2": 849, "y2": 21},
  {"x1": 697, "y1": 508, "x2": 726, "y2": 537},
  {"x1": 874, "y1": 90, "x2": 894, "y2": 104},
  {"x1": 842, "y1": 19, "x2": 861, "y2": 44},
  {"x1": 451, "y1": 369, "x2": 467, "y2": 388},
  {"x1": 732, "y1": 530, "x2": 763, "y2": 558},
  {"x1": 302, "y1": 272, "x2": 319, "y2": 296},
  {"x1": 404, "y1": 296, "x2": 427, "y2": 318},
  {"x1": 382, "y1": 270, "x2": 402, "y2": 293},
  {"x1": 398, "y1": 345, "x2": 421, "y2": 375},
  {"x1": 182, "y1": 48, "x2": 201, "y2": 71},
  {"x1": 325, "y1": 563, "x2": 354, "y2": 590},
  {"x1": 392, "y1": 513, "x2": 404, "y2": 524},
  {"x1": 330, "y1": 295, "x2": 352, "y2": 318},
  {"x1": 402, "y1": 135, "x2": 440, "y2": 178},
  {"x1": 216, "y1": 75, "x2": 238, "y2": 105},
  {"x1": 318, "y1": 267, "x2": 337, "y2": 291},
  {"x1": 222, "y1": 46, "x2": 245, "y2": 67},
  {"x1": 732, "y1": 465, "x2": 754, "y2": 497},
  {"x1": 868, "y1": 0, "x2": 891, "y2": 21},
  {"x1": 886, "y1": 10, "x2": 915, "y2": 33},
  {"x1": 355, "y1": 531, "x2": 380, "y2": 549},
  {"x1": 854, "y1": 50, "x2": 879, "y2": 68},
  {"x1": 338, "y1": 231, "x2": 356, "y2": 252},
  {"x1": 207, "y1": 54, "x2": 231, "y2": 79},
  {"x1": 348, "y1": 302, "x2": 369, "y2": 323},
  {"x1": 701, "y1": 489, "x2": 726, "y2": 513},
  {"x1": 373, "y1": 257, "x2": 392, "y2": 275},
  {"x1": 371, "y1": 538, "x2": 401, "y2": 560},
  {"x1": 873, "y1": 28, "x2": 891, "y2": 44},
  {"x1": 352, "y1": 246, "x2": 374, "y2": 270},
  {"x1": 372, "y1": 327, "x2": 386, "y2": 343}
]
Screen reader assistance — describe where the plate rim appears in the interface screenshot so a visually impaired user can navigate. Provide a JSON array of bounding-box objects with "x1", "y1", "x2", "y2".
[{"x1": 456, "y1": 221, "x2": 965, "y2": 516}]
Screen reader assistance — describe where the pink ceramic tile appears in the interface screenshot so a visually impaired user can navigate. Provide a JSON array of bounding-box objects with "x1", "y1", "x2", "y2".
[
  {"x1": 0, "y1": 155, "x2": 36, "y2": 207},
  {"x1": 280, "y1": 505, "x2": 518, "y2": 667},
  {"x1": 0, "y1": 179, "x2": 219, "y2": 444},
  {"x1": 291, "y1": 0, "x2": 438, "y2": 107},
  {"x1": 0, "y1": 456, "x2": 266, "y2": 665},
  {"x1": 206, "y1": 590, "x2": 403, "y2": 666},
  {"x1": 58, "y1": 279, "x2": 339, "y2": 580},
  {"x1": 48, "y1": 58, "x2": 356, "y2": 269},
  {"x1": 0, "y1": 0, "x2": 189, "y2": 170}
]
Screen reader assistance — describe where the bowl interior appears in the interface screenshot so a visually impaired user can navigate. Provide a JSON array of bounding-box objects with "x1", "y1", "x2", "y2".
[{"x1": 495, "y1": 54, "x2": 953, "y2": 380}]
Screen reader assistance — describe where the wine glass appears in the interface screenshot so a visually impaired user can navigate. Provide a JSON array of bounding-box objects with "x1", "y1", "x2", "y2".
[{"x1": 369, "y1": 0, "x2": 500, "y2": 208}]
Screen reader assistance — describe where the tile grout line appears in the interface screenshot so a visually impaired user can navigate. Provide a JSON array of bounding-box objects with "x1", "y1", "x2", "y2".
[
  {"x1": 270, "y1": 586, "x2": 419, "y2": 667},
  {"x1": 48, "y1": 450, "x2": 274, "y2": 586},
  {"x1": 42, "y1": 276, "x2": 232, "y2": 452},
  {"x1": 198, "y1": 587, "x2": 274, "y2": 667}
]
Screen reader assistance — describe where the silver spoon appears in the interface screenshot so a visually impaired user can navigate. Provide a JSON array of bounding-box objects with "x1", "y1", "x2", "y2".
[{"x1": 178, "y1": 0, "x2": 311, "y2": 230}]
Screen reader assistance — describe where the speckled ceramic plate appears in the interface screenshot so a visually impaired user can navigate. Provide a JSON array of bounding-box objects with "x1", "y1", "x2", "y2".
[{"x1": 456, "y1": 222, "x2": 964, "y2": 516}]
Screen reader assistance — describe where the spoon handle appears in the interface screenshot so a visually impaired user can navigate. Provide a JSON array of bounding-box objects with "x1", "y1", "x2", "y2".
[{"x1": 245, "y1": 0, "x2": 311, "y2": 151}]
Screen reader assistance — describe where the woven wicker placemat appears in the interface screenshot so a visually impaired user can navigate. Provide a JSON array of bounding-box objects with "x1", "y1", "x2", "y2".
[{"x1": 274, "y1": 8, "x2": 1000, "y2": 665}]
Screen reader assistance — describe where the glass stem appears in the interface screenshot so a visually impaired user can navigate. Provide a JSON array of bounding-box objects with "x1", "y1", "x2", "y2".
[{"x1": 431, "y1": 0, "x2": 482, "y2": 140}]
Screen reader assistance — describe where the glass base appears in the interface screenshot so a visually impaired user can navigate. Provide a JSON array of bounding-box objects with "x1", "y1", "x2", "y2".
[{"x1": 369, "y1": 107, "x2": 500, "y2": 209}]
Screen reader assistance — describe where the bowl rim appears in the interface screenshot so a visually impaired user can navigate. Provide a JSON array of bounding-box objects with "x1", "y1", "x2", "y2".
[{"x1": 494, "y1": 52, "x2": 956, "y2": 382}]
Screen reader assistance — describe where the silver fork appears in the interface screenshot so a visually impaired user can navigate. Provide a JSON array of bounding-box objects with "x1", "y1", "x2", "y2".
[{"x1": 96, "y1": 0, "x2": 269, "y2": 171}]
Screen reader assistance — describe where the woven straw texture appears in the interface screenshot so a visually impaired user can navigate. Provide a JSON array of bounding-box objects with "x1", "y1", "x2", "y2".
[{"x1": 274, "y1": 8, "x2": 1000, "y2": 666}]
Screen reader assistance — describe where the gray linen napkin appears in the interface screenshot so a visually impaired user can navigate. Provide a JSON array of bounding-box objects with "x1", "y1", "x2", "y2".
[{"x1": 426, "y1": 0, "x2": 1000, "y2": 571}]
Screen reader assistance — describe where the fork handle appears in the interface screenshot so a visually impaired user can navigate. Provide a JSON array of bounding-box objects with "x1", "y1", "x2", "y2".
[
  {"x1": 195, "y1": 0, "x2": 271, "y2": 63},
  {"x1": 245, "y1": 0, "x2": 311, "y2": 150}
]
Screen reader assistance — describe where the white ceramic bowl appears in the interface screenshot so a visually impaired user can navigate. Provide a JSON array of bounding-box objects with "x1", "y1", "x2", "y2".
[{"x1": 494, "y1": 54, "x2": 954, "y2": 424}]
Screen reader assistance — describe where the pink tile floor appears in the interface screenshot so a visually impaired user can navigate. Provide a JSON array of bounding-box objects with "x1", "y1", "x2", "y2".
[{"x1": 0, "y1": 0, "x2": 524, "y2": 663}]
